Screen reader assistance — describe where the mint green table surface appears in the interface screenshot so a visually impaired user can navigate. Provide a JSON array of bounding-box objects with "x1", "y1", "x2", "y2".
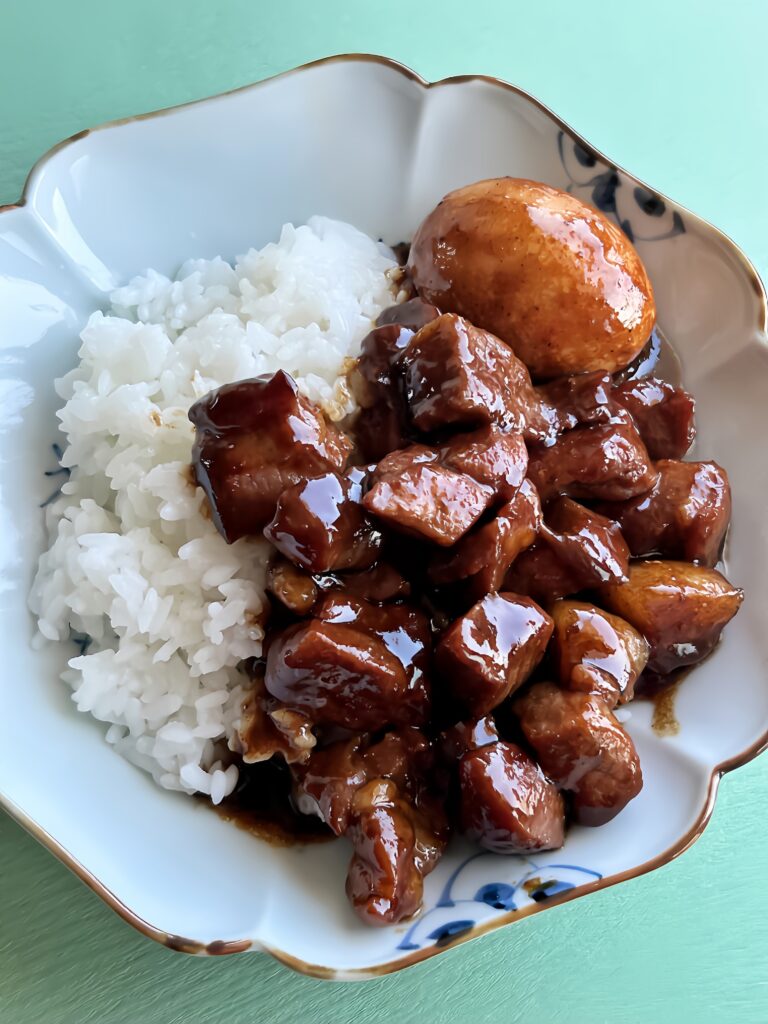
[{"x1": 1, "y1": 2, "x2": 767, "y2": 1021}]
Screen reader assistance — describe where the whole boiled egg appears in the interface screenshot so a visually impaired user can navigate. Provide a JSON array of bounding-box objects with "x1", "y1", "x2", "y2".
[{"x1": 407, "y1": 178, "x2": 656, "y2": 379}]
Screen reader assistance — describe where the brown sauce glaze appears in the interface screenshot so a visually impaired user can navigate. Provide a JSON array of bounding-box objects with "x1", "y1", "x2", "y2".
[
  {"x1": 184, "y1": 198, "x2": 741, "y2": 928},
  {"x1": 198, "y1": 307, "x2": 710, "y2": 863},
  {"x1": 390, "y1": 241, "x2": 411, "y2": 266},
  {"x1": 615, "y1": 326, "x2": 682, "y2": 388},
  {"x1": 633, "y1": 665, "x2": 692, "y2": 738},
  {"x1": 651, "y1": 682, "x2": 681, "y2": 737},
  {"x1": 209, "y1": 761, "x2": 333, "y2": 846}
]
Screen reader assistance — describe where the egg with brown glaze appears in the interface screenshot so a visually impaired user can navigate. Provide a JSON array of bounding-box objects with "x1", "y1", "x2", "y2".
[{"x1": 407, "y1": 178, "x2": 656, "y2": 379}]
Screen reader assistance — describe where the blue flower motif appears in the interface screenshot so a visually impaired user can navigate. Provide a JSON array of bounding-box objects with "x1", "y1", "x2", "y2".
[
  {"x1": 526, "y1": 878, "x2": 576, "y2": 903},
  {"x1": 427, "y1": 920, "x2": 475, "y2": 948},
  {"x1": 573, "y1": 142, "x2": 597, "y2": 168},
  {"x1": 395, "y1": 855, "x2": 602, "y2": 954},
  {"x1": 41, "y1": 441, "x2": 71, "y2": 508},
  {"x1": 633, "y1": 186, "x2": 666, "y2": 217},
  {"x1": 557, "y1": 131, "x2": 685, "y2": 241},
  {"x1": 474, "y1": 882, "x2": 517, "y2": 910},
  {"x1": 69, "y1": 629, "x2": 92, "y2": 656},
  {"x1": 590, "y1": 171, "x2": 620, "y2": 214}
]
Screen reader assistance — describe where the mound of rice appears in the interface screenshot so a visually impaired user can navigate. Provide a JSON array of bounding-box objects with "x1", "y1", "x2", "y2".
[{"x1": 29, "y1": 217, "x2": 399, "y2": 803}]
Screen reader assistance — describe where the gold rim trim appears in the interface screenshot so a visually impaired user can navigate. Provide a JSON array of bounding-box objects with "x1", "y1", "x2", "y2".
[{"x1": 2, "y1": 52, "x2": 767, "y2": 980}]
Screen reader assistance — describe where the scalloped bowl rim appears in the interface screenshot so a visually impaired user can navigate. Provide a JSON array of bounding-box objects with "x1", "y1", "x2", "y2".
[{"x1": 1, "y1": 53, "x2": 766, "y2": 980}]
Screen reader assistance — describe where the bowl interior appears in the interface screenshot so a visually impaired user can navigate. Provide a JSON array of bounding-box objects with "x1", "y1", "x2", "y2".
[{"x1": 0, "y1": 56, "x2": 766, "y2": 975}]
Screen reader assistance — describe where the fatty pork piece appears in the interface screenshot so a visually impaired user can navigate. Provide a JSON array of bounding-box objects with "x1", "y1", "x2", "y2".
[
  {"x1": 324, "y1": 561, "x2": 412, "y2": 604},
  {"x1": 292, "y1": 730, "x2": 449, "y2": 926},
  {"x1": 428, "y1": 479, "x2": 542, "y2": 600},
  {"x1": 504, "y1": 498, "x2": 629, "y2": 604},
  {"x1": 292, "y1": 728, "x2": 438, "y2": 833},
  {"x1": 346, "y1": 780, "x2": 431, "y2": 926},
  {"x1": 613, "y1": 378, "x2": 696, "y2": 459},
  {"x1": 189, "y1": 371, "x2": 352, "y2": 541},
  {"x1": 363, "y1": 425, "x2": 528, "y2": 546},
  {"x1": 597, "y1": 460, "x2": 731, "y2": 567},
  {"x1": 550, "y1": 600, "x2": 649, "y2": 707},
  {"x1": 265, "y1": 594, "x2": 432, "y2": 730},
  {"x1": 347, "y1": 772, "x2": 448, "y2": 926},
  {"x1": 597, "y1": 560, "x2": 743, "y2": 674},
  {"x1": 264, "y1": 467, "x2": 382, "y2": 573},
  {"x1": 442, "y1": 424, "x2": 529, "y2": 499},
  {"x1": 236, "y1": 673, "x2": 317, "y2": 765},
  {"x1": 266, "y1": 557, "x2": 318, "y2": 615},
  {"x1": 363, "y1": 445, "x2": 491, "y2": 546},
  {"x1": 527, "y1": 420, "x2": 657, "y2": 503},
  {"x1": 515, "y1": 682, "x2": 643, "y2": 826},
  {"x1": 459, "y1": 741, "x2": 565, "y2": 853},
  {"x1": 401, "y1": 313, "x2": 556, "y2": 441},
  {"x1": 265, "y1": 620, "x2": 409, "y2": 730},
  {"x1": 435, "y1": 592, "x2": 553, "y2": 717}
]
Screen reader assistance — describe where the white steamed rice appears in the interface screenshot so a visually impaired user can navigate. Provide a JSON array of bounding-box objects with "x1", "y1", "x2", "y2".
[{"x1": 29, "y1": 216, "x2": 399, "y2": 802}]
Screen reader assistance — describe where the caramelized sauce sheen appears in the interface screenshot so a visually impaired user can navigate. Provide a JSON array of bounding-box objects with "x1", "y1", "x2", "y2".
[
  {"x1": 210, "y1": 761, "x2": 333, "y2": 846},
  {"x1": 634, "y1": 666, "x2": 692, "y2": 737},
  {"x1": 614, "y1": 327, "x2": 682, "y2": 387},
  {"x1": 207, "y1": 301, "x2": 688, "y2": 846}
]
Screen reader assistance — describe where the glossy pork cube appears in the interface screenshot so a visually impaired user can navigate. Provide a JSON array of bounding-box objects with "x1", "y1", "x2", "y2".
[
  {"x1": 597, "y1": 460, "x2": 731, "y2": 566},
  {"x1": 613, "y1": 377, "x2": 695, "y2": 459},
  {"x1": 540, "y1": 497, "x2": 630, "y2": 585},
  {"x1": 346, "y1": 779, "x2": 444, "y2": 926},
  {"x1": 189, "y1": 371, "x2": 352, "y2": 540},
  {"x1": 315, "y1": 593, "x2": 432, "y2": 726},
  {"x1": 402, "y1": 313, "x2": 554, "y2": 440},
  {"x1": 428, "y1": 479, "x2": 542, "y2": 599},
  {"x1": 459, "y1": 741, "x2": 565, "y2": 853},
  {"x1": 265, "y1": 619, "x2": 408, "y2": 730},
  {"x1": 363, "y1": 445, "x2": 493, "y2": 546},
  {"x1": 440, "y1": 425, "x2": 528, "y2": 501},
  {"x1": 435, "y1": 592, "x2": 553, "y2": 716},
  {"x1": 264, "y1": 470, "x2": 381, "y2": 573},
  {"x1": 504, "y1": 497, "x2": 629, "y2": 603},
  {"x1": 515, "y1": 682, "x2": 642, "y2": 826},
  {"x1": 527, "y1": 421, "x2": 657, "y2": 502}
]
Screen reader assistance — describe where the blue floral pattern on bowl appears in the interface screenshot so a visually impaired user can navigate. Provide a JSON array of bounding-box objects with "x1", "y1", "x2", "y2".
[
  {"x1": 41, "y1": 442, "x2": 70, "y2": 508},
  {"x1": 396, "y1": 852, "x2": 602, "y2": 952},
  {"x1": 557, "y1": 132, "x2": 685, "y2": 243}
]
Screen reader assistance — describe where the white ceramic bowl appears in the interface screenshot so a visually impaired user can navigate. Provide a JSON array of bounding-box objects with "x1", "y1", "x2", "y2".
[{"x1": 1, "y1": 54, "x2": 766, "y2": 979}]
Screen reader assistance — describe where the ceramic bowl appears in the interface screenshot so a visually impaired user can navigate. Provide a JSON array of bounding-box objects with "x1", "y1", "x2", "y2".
[{"x1": 1, "y1": 54, "x2": 766, "y2": 979}]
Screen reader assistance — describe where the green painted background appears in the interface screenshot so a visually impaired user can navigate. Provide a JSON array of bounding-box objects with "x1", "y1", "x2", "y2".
[{"x1": 1, "y1": 1, "x2": 767, "y2": 1021}]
